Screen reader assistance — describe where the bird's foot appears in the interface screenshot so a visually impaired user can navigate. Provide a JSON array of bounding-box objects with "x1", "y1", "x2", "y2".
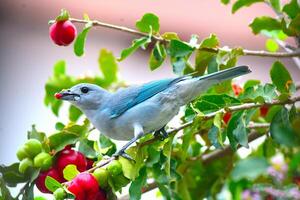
[
  {"x1": 153, "y1": 128, "x2": 169, "y2": 141},
  {"x1": 113, "y1": 150, "x2": 135, "y2": 162}
]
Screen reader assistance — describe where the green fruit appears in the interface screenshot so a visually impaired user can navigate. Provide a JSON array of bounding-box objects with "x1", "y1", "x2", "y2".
[
  {"x1": 53, "y1": 188, "x2": 65, "y2": 200},
  {"x1": 24, "y1": 139, "x2": 42, "y2": 158},
  {"x1": 112, "y1": 174, "x2": 130, "y2": 191},
  {"x1": 16, "y1": 146, "x2": 28, "y2": 161},
  {"x1": 107, "y1": 160, "x2": 122, "y2": 177},
  {"x1": 19, "y1": 158, "x2": 33, "y2": 174},
  {"x1": 34, "y1": 152, "x2": 52, "y2": 171},
  {"x1": 93, "y1": 168, "x2": 108, "y2": 188}
]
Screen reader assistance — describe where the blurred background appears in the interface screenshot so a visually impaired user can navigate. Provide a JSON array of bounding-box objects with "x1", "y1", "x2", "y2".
[{"x1": 0, "y1": 0, "x2": 299, "y2": 172}]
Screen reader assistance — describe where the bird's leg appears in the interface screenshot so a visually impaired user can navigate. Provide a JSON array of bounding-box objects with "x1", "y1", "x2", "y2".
[
  {"x1": 113, "y1": 124, "x2": 144, "y2": 161},
  {"x1": 153, "y1": 126, "x2": 168, "y2": 141}
]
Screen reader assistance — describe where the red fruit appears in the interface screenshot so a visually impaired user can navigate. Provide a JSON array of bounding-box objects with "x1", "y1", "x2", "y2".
[
  {"x1": 260, "y1": 105, "x2": 269, "y2": 117},
  {"x1": 232, "y1": 84, "x2": 243, "y2": 96},
  {"x1": 56, "y1": 148, "x2": 87, "y2": 178},
  {"x1": 293, "y1": 176, "x2": 300, "y2": 186},
  {"x1": 49, "y1": 20, "x2": 77, "y2": 46},
  {"x1": 86, "y1": 159, "x2": 94, "y2": 170},
  {"x1": 36, "y1": 167, "x2": 64, "y2": 193},
  {"x1": 223, "y1": 112, "x2": 232, "y2": 124},
  {"x1": 67, "y1": 173, "x2": 100, "y2": 200},
  {"x1": 94, "y1": 189, "x2": 107, "y2": 200}
]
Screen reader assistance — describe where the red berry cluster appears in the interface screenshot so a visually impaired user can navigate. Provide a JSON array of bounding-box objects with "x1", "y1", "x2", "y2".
[{"x1": 35, "y1": 146, "x2": 106, "y2": 200}]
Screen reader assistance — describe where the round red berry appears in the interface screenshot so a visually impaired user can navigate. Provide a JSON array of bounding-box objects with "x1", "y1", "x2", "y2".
[
  {"x1": 67, "y1": 173, "x2": 100, "y2": 200},
  {"x1": 86, "y1": 158, "x2": 95, "y2": 170},
  {"x1": 94, "y1": 189, "x2": 107, "y2": 200},
  {"x1": 223, "y1": 112, "x2": 232, "y2": 124},
  {"x1": 56, "y1": 148, "x2": 87, "y2": 178},
  {"x1": 49, "y1": 20, "x2": 77, "y2": 46},
  {"x1": 260, "y1": 105, "x2": 269, "y2": 117},
  {"x1": 232, "y1": 84, "x2": 243, "y2": 96},
  {"x1": 36, "y1": 167, "x2": 64, "y2": 193}
]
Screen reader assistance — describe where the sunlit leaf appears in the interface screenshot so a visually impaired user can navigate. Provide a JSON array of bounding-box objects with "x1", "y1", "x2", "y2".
[
  {"x1": 249, "y1": 16, "x2": 282, "y2": 34},
  {"x1": 136, "y1": 13, "x2": 160, "y2": 34},
  {"x1": 232, "y1": 0, "x2": 264, "y2": 14},
  {"x1": 74, "y1": 21, "x2": 93, "y2": 57}
]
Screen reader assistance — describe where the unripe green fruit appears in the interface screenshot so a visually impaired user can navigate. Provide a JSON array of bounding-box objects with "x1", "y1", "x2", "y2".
[
  {"x1": 53, "y1": 188, "x2": 65, "y2": 200},
  {"x1": 107, "y1": 160, "x2": 122, "y2": 177},
  {"x1": 93, "y1": 168, "x2": 108, "y2": 188},
  {"x1": 24, "y1": 139, "x2": 42, "y2": 158},
  {"x1": 34, "y1": 152, "x2": 53, "y2": 171},
  {"x1": 113, "y1": 174, "x2": 130, "y2": 189},
  {"x1": 16, "y1": 146, "x2": 28, "y2": 161},
  {"x1": 19, "y1": 158, "x2": 33, "y2": 174}
]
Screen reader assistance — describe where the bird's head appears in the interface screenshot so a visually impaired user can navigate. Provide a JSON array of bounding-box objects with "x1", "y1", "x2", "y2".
[{"x1": 54, "y1": 83, "x2": 109, "y2": 110}]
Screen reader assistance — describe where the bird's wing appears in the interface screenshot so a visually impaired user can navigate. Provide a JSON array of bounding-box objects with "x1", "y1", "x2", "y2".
[{"x1": 109, "y1": 77, "x2": 187, "y2": 118}]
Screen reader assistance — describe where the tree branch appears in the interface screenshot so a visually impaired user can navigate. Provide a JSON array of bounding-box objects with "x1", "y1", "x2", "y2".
[{"x1": 52, "y1": 18, "x2": 300, "y2": 58}]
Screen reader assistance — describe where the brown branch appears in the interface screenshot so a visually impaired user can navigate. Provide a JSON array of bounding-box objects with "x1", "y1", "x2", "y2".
[{"x1": 49, "y1": 18, "x2": 300, "y2": 58}]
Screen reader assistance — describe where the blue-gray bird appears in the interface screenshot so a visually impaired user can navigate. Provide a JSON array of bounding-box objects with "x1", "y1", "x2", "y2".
[{"x1": 55, "y1": 65, "x2": 251, "y2": 159}]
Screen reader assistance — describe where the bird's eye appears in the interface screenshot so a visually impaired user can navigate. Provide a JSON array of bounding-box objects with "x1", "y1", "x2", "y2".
[{"x1": 81, "y1": 87, "x2": 89, "y2": 93}]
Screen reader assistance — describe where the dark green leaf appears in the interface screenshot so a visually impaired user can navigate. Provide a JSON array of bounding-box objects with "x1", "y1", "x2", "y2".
[
  {"x1": 118, "y1": 37, "x2": 151, "y2": 61},
  {"x1": 136, "y1": 13, "x2": 160, "y2": 34},
  {"x1": 55, "y1": 122, "x2": 65, "y2": 131},
  {"x1": 231, "y1": 157, "x2": 268, "y2": 181},
  {"x1": 99, "y1": 134, "x2": 117, "y2": 156},
  {"x1": 169, "y1": 40, "x2": 194, "y2": 57},
  {"x1": 270, "y1": 61, "x2": 295, "y2": 94},
  {"x1": 270, "y1": 107, "x2": 299, "y2": 147},
  {"x1": 98, "y1": 49, "x2": 118, "y2": 83},
  {"x1": 69, "y1": 105, "x2": 82, "y2": 122},
  {"x1": 45, "y1": 176, "x2": 61, "y2": 193},
  {"x1": 207, "y1": 56, "x2": 218, "y2": 74},
  {"x1": 233, "y1": 118, "x2": 249, "y2": 148},
  {"x1": 232, "y1": 0, "x2": 264, "y2": 14},
  {"x1": 74, "y1": 22, "x2": 93, "y2": 57},
  {"x1": 0, "y1": 176, "x2": 13, "y2": 200},
  {"x1": 283, "y1": 0, "x2": 300, "y2": 19},
  {"x1": 48, "y1": 132, "x2": 79, "y2": 152},
  {"x1": 221, "y1": 0, "x2": 230, "y2": 4},
  {"x1": 249, "y1": 16, "x2": 282, "y2": 34},
  {"x1": 129, "y1": 167, "x2": 147, "y2": 200},
  {"x1": 239, "y1": 84, "x2": 277, "y2": 103},
  {"x1": 171, "y1": 57, "x2": 187, "y2": 75},
  {"x1": 227, "y1": 111, "x2": 244, "y2": 150},
  {"x1": 286, "y1": 13, "x2": 300, "y2": 36},
  {"x1": 149, "y1": 43, "x2": 166, "y2": 70},
  {"x1": 27, "y1": 125, "x2": 46, "y2": 143},
  {"x1": 22, "y1": 182, "x2": 34, "y2": 200},
  {"x1": 146, "y1": 146, "x2": 161, "y2": 167},
  {"x1": 78, "y1": 139, "x2": 98, "y2": 159},
  {"x1": 243, "y1": 79, "x2": 260, "y2": 90},
  {"x1": 0, "y1": 163, "x2": 28, "y2": 187},
  {"x1": 208, "y1": 125, "x2": 222, "y2": 149}
]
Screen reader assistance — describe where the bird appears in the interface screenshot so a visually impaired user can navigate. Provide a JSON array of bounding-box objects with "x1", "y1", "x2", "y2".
[{"x1": 55, "y1": 65, "x2": 251, "y2": 160}]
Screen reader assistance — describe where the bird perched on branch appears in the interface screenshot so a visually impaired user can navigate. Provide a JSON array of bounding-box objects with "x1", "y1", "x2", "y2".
[{"x1": 55, "y1": 65, "x2": 251, "y2": 160}]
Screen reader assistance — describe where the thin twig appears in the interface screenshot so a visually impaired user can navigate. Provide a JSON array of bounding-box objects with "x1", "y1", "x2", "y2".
[{"x1": 49, "y1": 18, "x2": 300, "y2": 58}]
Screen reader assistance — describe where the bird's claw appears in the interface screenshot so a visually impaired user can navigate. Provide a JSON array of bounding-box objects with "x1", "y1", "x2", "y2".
[
  {"x1": 154, "y1": 129, "x2": 168, "y2": 141},
  {"x1": 113, "y1": 150, "x2": 135, "y2": 162}
]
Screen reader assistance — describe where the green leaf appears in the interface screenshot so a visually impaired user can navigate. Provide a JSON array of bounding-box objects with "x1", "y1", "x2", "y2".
[
  {"x1": 136, "y1": 13, "x2": 160, "y2": 34},
  {"x1": 53, "y1": 60, "x2": 66, "y2": 77},
  {"x1": 99, "y1": 134, "x2": 117, "y2": 156},
  {"x1": 286, "y1": 13, "x2": 300, "y2": 36},
  {"x1": 249, "y1": 16, "x2": 282, "y2": 34},
  {"x1": 221, "y1": 0, "x2": 230, "y2": 4},
  {"x1": 171, "y1": 57, "x2": 187, "y2": 75},
  {"x1": 231, "y1": 157, "x2": 268, "y2": 181},
  {"x1": 233, "y1": 118, "x2": 249, "y2": 148},
  {"x1": 270, "y1": 107, "x2": 299, "y2": 147},
  {"x1": 45, "y1": 176, "x2": 61, "y2": 193},
  {"x1": 270, "y1": 61, "x2": 295, "y2": 94},
  {"x1": 283, "y1": 0, "x2": 300, "y2": 19},
  {"x1": 69, "y1": 105, "x2": 82, "y2": 122},
  {"x1": 22, "y1": 183, "x2": 34, "y2": 200},
  {"x1": 161, "y1": 32, "x2": 180, "y2": 40},
  {"x1": 0, "y1": 163, "x2": 28, "y2": 187},
  {"x1": 98, "y1": 49, "x2": 118, "y2": 83},
  {"x1": 195, "y1": 34, "x2": 219, "y2": 75},
  {"x1": 265, "y1": 39, "x2": 279, "y2": 52},
  {"x1": 169, "y1": 40, "x2": 194, "y2": 57},
  {"x1": 261, "y1": 30, "x2": 287, "y2": 40},
  {"x1": 227, "y1": 111, "x2": 244, "y2": 150},
  {"x1": 0, "y1": 176, "x2": 14, "y2": 200},
  {"x1": 239, "y1": 84, "x2": 277, "y2": 103},
  {"x1": 269, "y1": 0, "x2": 281, "y2": 12},
  {"x1": 118, "y1": 37, "x2": 151, "y2": 61},
  {"x1": 48, "y1": 132, "x2": 79, "y2": 152},
  {"x1": 243, "y1": 79, "x2": 260, "y2": 90},
  {"x1": 63, "y1": 164, "x2": 80, "y2": 181},
  {"x1": 55, "y1": 9, "x2": 70, "y2": 22},
  {"x1": 149, "y1": 43, "x2": 166, "y2": 70},
  {"x1": 208, "y1": 125, "x2": 222, "y2": 149},
  {"x1": 232, "y1": 0, "x2": 264, "y2": 14},
  {"x1": 129, "y1": 167, "x2": 147, "y2": 200},
  {"x1": 74, "y1": 22, "x2": 93, "y2": 57},
  {"x1": 27, "y1": 125, "x2": 46, "y2": 143},
  {"x1": 78, "y1": 139, "x2": 98, "y2": 159}
]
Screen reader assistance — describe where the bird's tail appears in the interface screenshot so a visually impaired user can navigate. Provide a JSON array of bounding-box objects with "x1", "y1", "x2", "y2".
[{"x1": 198, "y1": 65, "x2": 251, "y2": 82}]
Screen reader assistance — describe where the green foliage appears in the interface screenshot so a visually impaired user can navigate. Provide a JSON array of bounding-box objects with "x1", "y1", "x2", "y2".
[
  {"x1": 270, "y1": 61, "x2": 295, "y2": 94},
  {"x1": 282, "y1": 0, "x2": 300, "y2": 19},
  {"x1": 45, "y1": 176, "x2": 62, "y2": 193},
  {"x1": 232, "y1": 0, "x2": 264, "y2": 14},
  {"x1": 74, "y1": 21, "x2": 93, "y2": 57},
  {"x1": 129, "y1": 167, "x2": 147, "y2": 200},
  {"x1": 149, "y1": 42, "x2": 167, "y2": 70},
  {"x1": 118, "y1": 36, "x2": 151, "y2": 61},
  {"x1": 63, "y1": 164, "x2": 80, "y2": 181},
  {"x1": 136, "y1": 13, "x2": 160, "y2": 34},
  {"x1": 98, "y1": 49, "x2": 118, "y2": 84},
  {"x1": 249, "y1": 16, "x2": 282, "y2": 34}
]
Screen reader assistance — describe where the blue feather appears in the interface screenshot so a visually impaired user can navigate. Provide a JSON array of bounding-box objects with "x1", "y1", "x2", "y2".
[{"x1": 109, "y1": 77, "x2": 185, "y2": 118}]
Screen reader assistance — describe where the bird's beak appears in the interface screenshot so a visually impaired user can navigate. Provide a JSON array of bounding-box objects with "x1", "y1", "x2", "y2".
[{"x1": 54, "y1": 90, "x2": 80, "y2": 101}]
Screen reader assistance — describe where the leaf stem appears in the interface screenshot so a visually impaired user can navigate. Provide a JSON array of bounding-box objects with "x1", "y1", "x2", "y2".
[{"x1": 49, "y1": 18, "x2": 300, "y2": 58}]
